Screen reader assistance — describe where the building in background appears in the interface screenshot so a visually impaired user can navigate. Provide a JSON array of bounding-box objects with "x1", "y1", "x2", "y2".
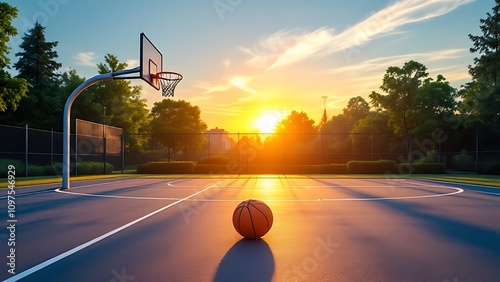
[{"x1": 206, "y1": 127, "x2": 233, "y2": 154}]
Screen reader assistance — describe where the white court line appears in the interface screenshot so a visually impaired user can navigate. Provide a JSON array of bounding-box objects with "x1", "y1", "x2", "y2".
[
  {"x1": 55, "y1": 183, "x2": 463, "y2": 202},
  {"x1": 411, "y1": 179, "x2": 500, "y2": 196},
  {"x1": 320, "y1": 187, "x2": 463, "y2": 201},
  {"x1": 4, "y1": 179, "x2": 226, "y2": 282}
]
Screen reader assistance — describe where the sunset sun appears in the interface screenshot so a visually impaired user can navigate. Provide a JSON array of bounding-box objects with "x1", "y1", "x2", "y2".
[
  {"x1": 256, "y1": 114, "x2": 279, "y2": 134},
  {"x1": 255, "y1": 111, "x2": 289, "y2": 134}
]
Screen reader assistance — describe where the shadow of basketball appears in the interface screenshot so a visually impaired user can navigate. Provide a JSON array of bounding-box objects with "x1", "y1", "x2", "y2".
[{"x1": 213, "y1": 239, "x2": 275, "y2": 282}]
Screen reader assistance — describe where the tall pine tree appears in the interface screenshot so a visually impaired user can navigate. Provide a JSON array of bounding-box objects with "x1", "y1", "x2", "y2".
[
  {"x1": 12, "y1": 21, "x2": 62, "y2": 129},
  {"x1": 462, "y1": 0, "x2": 500, "y2": 126}
]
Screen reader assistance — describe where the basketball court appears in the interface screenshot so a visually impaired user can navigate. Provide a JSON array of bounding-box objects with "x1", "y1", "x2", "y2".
[
  {"x1": 4, "y1": 33, "x2": 497, "y2": 282},
  {"x1": 1, "y1": 175, "x2": 499, "y2": 281}
]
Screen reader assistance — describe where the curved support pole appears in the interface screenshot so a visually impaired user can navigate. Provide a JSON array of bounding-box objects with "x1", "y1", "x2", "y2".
[{"x1": 62, "y1": 67, "x2": 140, "y2": 189}]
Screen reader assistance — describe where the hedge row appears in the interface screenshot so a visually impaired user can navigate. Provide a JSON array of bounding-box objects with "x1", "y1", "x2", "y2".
[
  {"x1": 347, "y1": 160, "x2": 396, "y2": 174},
  {"x1": 137, "y1": 162, "x2": 196, "y2": 174},
  {"x1": 397, "y1": 163, "x2": 446, "y2": 174},
  {"x1": 0, "y1": 159, "x2": 114, "y2": 177},
  {"x1": 136, "y1": 161, "x2": 445, "y2": 174},
  {"x1": 479, "y1": 162, "x2": 500, "y2": 175},
  {"x1": 77, "y1": 162, "x2": 114, "y2": 175}
]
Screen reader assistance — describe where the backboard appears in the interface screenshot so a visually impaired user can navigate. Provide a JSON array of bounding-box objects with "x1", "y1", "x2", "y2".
[{"x1": 140, "y1": 33, "x2": 163, "y2": 90}]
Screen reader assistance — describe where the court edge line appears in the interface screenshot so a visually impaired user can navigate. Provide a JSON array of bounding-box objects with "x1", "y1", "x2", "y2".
[
  {"x1": 0, "y1": 190, "x2": 53, "y2": 200},
  {"x1": 3, "y1": 179, "x2": 227, "y2": 282},
  {"x1": 469, "y1": 190, "x2": 500, "y2": 196},
  {"x1": 415, "y1": 178, "x2": 500, "y2": 196}
]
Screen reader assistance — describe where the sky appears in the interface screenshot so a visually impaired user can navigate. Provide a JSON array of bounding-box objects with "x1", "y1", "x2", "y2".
[{"x1": 5, "y1": 0, "x2": 496, "y2": 133}]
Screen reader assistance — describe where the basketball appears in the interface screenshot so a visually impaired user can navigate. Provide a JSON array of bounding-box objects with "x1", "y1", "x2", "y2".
[{"x1": 232, "y1": 199, "x2": 273, "y2": 239}]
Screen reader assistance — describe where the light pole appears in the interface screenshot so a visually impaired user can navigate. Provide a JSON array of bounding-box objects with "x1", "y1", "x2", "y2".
[{"x1": 321, "y1": 96, "x2": 328, "y2": 111}]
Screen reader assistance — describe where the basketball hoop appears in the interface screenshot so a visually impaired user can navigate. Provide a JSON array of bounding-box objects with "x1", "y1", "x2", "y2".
[{"x1": 153, "y1": 71, "x2": 183, "y2": 97}]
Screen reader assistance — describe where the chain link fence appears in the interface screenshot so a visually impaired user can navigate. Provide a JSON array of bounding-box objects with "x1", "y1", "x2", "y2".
[
  {"x1": 1, "y1": 124, "x2": 499, "y2": 176},
  {"x1": 0, "y1": 122, "x2": 124, "y2": 177}
]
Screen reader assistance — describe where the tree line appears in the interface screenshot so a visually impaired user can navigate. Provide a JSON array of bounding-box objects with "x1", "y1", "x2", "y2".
[
  {"x1": 0, "y1": 3, "x2": 206, "y2": 153},
  {"x1": 1, "y1": 1, "x2": 500, "y2": 161}
]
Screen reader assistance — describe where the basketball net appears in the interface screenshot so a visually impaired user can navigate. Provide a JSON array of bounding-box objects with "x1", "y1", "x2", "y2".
[{"x1": 154, "y1": 72, "x2": 183, "y2": 97}]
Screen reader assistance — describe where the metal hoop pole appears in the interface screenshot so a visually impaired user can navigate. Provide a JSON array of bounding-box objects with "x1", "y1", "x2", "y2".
[{"x1": 62, "y1": 67, "x2": 140, "y2": 189}]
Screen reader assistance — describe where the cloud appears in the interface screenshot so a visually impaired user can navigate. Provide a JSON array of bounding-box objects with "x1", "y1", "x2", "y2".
[
  {"x1": 196, "y1": 82, "x2": 230, "y2": 93},
  {"x1": 327, "y1": 49, "x2": 467, "y2": 74},
  {"x1": 74, "y1": 52, "x2": 98, "y2": 66},
  {"x1": 240, "y1": 28, "x2": 336, "y2": 69},
  {"x1": 196, "y1": 76, "x2": 257, "y2": 95},
  {"x1": 126, "y1": 59, "x2": 140, "y2": 68},
  {"x1": 241, "y1": 0, "x2": 474, "y2": 70},
  {"x1": 322, "y1": 48, "x2": 470, "y2": 99}
]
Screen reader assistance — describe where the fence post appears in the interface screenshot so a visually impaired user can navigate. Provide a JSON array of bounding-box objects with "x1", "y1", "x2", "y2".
[
  {"x1": 321, "y1": 132, "x2": 324, "y2": 172},
  {"x1": 51, "y1": 128, "x2": 54, "y2": 166},
  {"x1": 121, "y1": 131, "x2": 125, "y2": 173},
  {"x1": 25, "y1": 124, "x2": 28, "y2": 177},
  {"x1": 371, "y1": 133, "x2": 374, "y2": 161},
  {"x1": 475, "y1": 126, "x2": 479, "y2": 174},
  {"x1": 237, "y1": 133, "x2": 240, "y2": 171},
  {"x1": 103, "y1": 123, "x2": 107, "y2": 174},
  {"x1": 284, "y1": 133, "x2": 287, "y2": 174},
  {"x1": 153, "y1": 137, "x2": 157, "y2": 162},
  {"x1": 75, "y1": 121, "x2": 78, "y2": 176}
]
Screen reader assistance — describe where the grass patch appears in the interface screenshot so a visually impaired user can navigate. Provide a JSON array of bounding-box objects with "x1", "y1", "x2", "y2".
[
  {"x1": 416, "y1": 174, "x2": 500, "y2": 188},
  {"x1": 0, "y1": 174, "x2": 138, "y2": 188}
]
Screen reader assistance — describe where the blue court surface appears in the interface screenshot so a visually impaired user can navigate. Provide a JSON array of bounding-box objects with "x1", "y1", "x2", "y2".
[{"x1": 1, "y1": 175, "x2": 499, "y2": 281}]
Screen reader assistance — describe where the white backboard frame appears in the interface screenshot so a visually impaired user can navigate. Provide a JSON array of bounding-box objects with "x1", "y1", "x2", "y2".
[{"x1": 140, "y1": 33, "x2": 163, "y2": 90}]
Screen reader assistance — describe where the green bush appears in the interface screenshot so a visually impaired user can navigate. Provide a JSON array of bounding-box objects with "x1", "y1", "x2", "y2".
[
  {"x1": 46, "y1": 163, "x2": 63, "y2": 176},
  {"x1": 77, "y1": 161, "x2": 114, "y2": 175},
  {"x1": 197, "y1": 156, "x2": 235, "y2": 165},
  {"x1": 415, "y1": 150, "x2": 439, "y2": 164},
  {"x1": 138, "y1": 162, "x2": 195, "y2": 174},
  {"x1": 0, "y1": 159, "x2": 25, "y2": 178},
  {"x1": 193, "y1": 163, "x2": 231, "y2": 174},
  {"x1": 136, "y1": 164, "x2": 151, "y2": 174},
  {"x1": 347, "y1": 160, "x2": 396, "y2": 174},
  {"x1": 285, "y1": 165, "x2": 322, "y2": 174},
  {"x1": 479, "y1": 162, "x2": 500, "y2": 175},
  {"x1": 397, "y1": 163, "x2": 446, "y2": 174},
  {"x1": 452, "y1": 150, "x2": 474, "y2": 171},
  {"x1": 28, "y1": 165, "x2": 47, "y2": 176},
  {"x1": 322, "y1": 164, "x2": 348, "y2": 174}
]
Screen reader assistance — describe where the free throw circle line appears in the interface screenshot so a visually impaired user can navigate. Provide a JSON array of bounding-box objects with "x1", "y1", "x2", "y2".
[
  {"x1": 5, "y1": 179, "x2": 227, "y2": 282},
  {"x1": 54, "y1": 185, "x2": 463, "y2": 202}
]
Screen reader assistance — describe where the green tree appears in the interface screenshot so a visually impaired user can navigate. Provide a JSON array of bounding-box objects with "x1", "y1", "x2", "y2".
[
  {"x1": 150, "y1": 99, "x2": 207, "y2": 159},
  {"x1": 370, "y1": 61, "x2": 428, "y2": 163},
  {"x1": 343, "y1": 96, "x2": 370, "y2": 127},
  {"x1": 415, "y1": 75, "x2": 457, "y2": 133},
  {"x1": 14, "y1": 22, "x2": 61, "y2": 88},
  {"x1": 318, "y1": 108, "x2": 328, "y2": 129},
  {"x1": 275, "y1": 110, "x2": 317, "y2": 134},
  {"x1": 370, "y1": 61, "x2": 456, "y2": 162},
  {"x1": 462, "y1": 0, "x2": 500, "y2": 125},
  {"x1": 11, "y1": 21, "x2": 62, "y2": 128},
  {"x1": 0, "y1": 2, "x2": 30, "y2": 112},
  {"x1": 59, "y1": 68, "x2": 104, "y2": 123},
  {"x1": 89, "y1": 54, "x2": 150, "y2": 152},
  {"x1": 273, "y1": 110, "x2": 317, "y2": 151},
  {"x1": 320, "y1": 114, "x2": 350, "y2": 161}
]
